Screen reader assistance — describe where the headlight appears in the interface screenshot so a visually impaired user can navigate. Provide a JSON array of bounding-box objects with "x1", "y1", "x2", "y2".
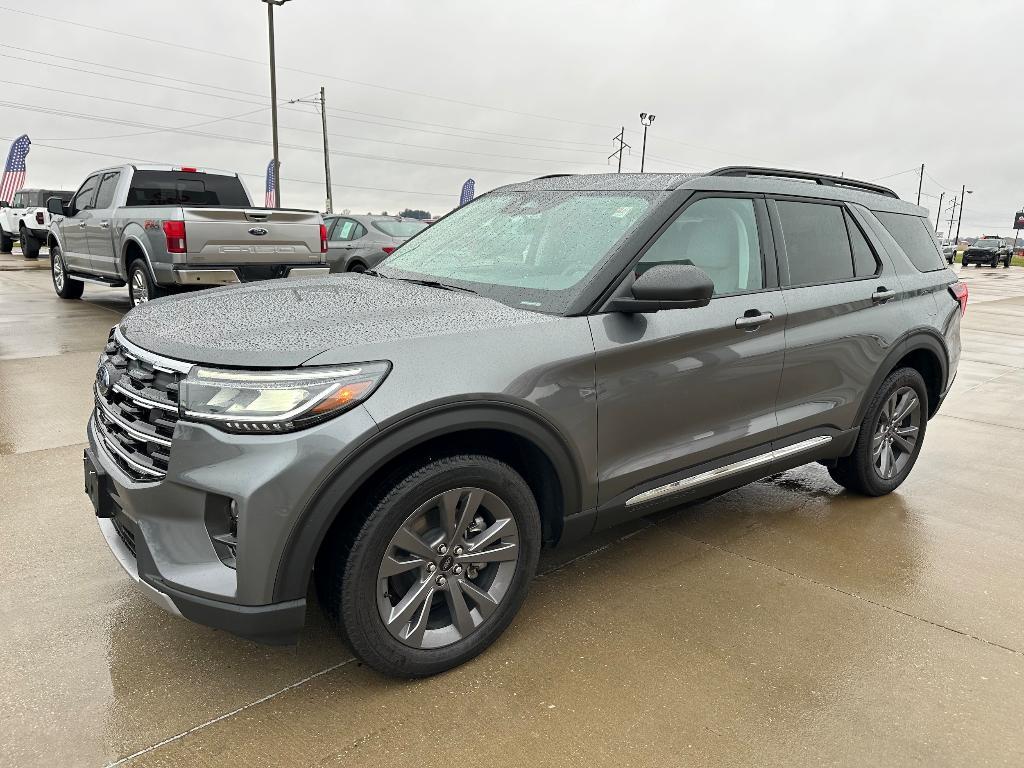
[{"x1": 180, "y1": 362, "x2": 390, "y2": 433}]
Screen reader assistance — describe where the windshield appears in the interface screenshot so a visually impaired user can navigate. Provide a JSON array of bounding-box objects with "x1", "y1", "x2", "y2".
[
  {"x1": 373, "y1": 219, "x2": 428, "y2": 238},
  {"x1": 378, "y1": 190, "x2": 654, "y2": 313},
  {"x1": 974, "y1": 240, "x2": 999, "y2": 249}
]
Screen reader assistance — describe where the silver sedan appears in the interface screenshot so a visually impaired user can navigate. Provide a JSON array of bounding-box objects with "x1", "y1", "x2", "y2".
[{"x1": 324, "y1": 214, "x2": 427, "y2": 273}]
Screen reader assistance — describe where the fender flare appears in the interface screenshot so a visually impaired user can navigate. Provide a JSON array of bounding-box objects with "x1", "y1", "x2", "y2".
[
  {"x1": 855, "y1": 328, "x2": 950, "y2": 425},
  {"x1": 120, "y1": 229, "x2": 158, "y2": 283},
  {"x1": 272, "y1": 400, "x2": 586, "y2": 602}
]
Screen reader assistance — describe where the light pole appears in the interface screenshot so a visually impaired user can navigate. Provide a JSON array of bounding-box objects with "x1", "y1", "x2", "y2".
[
  {"x1": 639, "y1": 112, "x2": 655, "y2": 173},
  {"x1": 290, "y1": 87, "x2": 333, "y2": 214},
  {"x1": 263, "y1": 0, "x2": 291, "y2": 209},
  {"x1": 954, "y1": 185, "x2": 973, "y2": 244}
]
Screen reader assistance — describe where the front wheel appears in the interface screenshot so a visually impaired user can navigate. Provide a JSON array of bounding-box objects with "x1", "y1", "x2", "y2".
[
  {"x1": 51, "y1": 246, "x2": 84, "y2": 299},
  {"x1": 19, "y1": 225, "x2": 40, "y2": 259},
  {"x1": 316, "y1": 454, "x2": 541, "y2": 677},
  {"x1": 828, "y1": 367, "x2": 928, "y2": 496},
  {"x1": 0, "y1": 230, "x2": 12, "y2": 253}
]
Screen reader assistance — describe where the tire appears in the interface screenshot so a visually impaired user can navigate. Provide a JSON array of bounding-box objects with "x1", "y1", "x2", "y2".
[
  {"x1": 828, "y1": 367, "x2": 928, "y2": 496},
  {"x1": 19, "y1": 225, "x2": 40, "y2": 259},
  {"x1": 127, "y1": 259, "x2": 167, "y2": 307},
  {"x1": 50, "y1": 245, "x2": 83, "y2": 299},
  {"x1": 990, "y1": 257, "x2": 998, "y2": 268},
  {"x1": 348, "y1": 261, "x2": 367, "y2": 273},
  {"x1": 316, "y1": 454, "x2": 541, "y2": 678},
  {"x1": 0, "y1": 230, "x2": 12, "y2": 253},
  {"x1": 1004, "y1": 257, "x2": 1012, "y2": 268}
]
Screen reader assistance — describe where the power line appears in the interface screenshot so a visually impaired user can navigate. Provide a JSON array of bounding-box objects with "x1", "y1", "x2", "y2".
[
  {"x1": 0, "y1": 4, "x2": 616, "y2": 131},
  {"x1": 37, "y1": 106, "x2": 269, "y2": 142}
]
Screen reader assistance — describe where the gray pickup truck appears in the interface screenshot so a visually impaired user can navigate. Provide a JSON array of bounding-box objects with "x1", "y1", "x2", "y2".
[{"x1": 46, "y1": 165, "x2": 328, "y2": 305}]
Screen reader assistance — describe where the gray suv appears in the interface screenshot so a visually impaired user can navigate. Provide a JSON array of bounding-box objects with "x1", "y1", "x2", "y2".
[{"x1": 84, "y1": 167, "x2": 964, "y2": 677}]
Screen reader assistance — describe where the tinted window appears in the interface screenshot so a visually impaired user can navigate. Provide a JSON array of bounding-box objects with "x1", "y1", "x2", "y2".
[
  {"x1": 351, "y1": 223, "x2": 367, "y2": 240},
  {"x1": 845, "y1": 211, "x2": 879, "y2": 277},
  {"x1": 125, "y1": 171, "x2": 250, "y2": 207},
  {"x1": 637, "y1": 197, "x2": 763, "y2": 295},
  {"x1": 373, "y1": 219, "x2": 428, "y2": 237},
  {"x1": 777, "y1": 201, "x2": 854, "y2": 285},
  {"x1": 93, "y1": 172, "x2": 120, "y2": 209},
  {"x1": 72, "y1": 175, "x2": 100, "y2": 212},
  {"x1": 333, "y1": 219, "x2": 357, "y2": 241},
  {"x1": 12, "y1": 191, "x2": 26, "y2": 207},
  {"x1": 873, "y1": 211, "x2": 945, "y2": 272}
]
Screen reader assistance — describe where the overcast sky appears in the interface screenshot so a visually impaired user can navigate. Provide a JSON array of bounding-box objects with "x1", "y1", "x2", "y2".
[{"x1": 2, "y1": 0, "x2": 1019, "y2": 236}]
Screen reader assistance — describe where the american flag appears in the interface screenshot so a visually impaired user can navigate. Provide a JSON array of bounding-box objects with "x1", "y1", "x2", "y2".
[
  {"x1": 459, "y1": 178, "x2": 475, "y2": 207},
  {"x1": 264, "y1": 158, "x2": 277, "y2": 208},
  {"x1": 0, "y1": 135, "x2": 31, "y2": 204}
]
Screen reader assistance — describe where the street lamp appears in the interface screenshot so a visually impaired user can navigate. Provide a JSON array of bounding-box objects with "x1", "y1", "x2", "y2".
[
  {"x1": 263, "y1": 0, "x2": 291, "y2": 209},
  {"x1": 639, "y1": 112, "x2": 655, "y2": 173},
  {"x1": 954, "y1": 186, "x2": 973, "y2": 244}
]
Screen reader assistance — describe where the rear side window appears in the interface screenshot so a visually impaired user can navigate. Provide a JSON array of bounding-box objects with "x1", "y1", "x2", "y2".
[
  {"x1": 373, "y1": 219, "x2": 428, "y2": 237},
  {"x1": 776, "y1": 201, "x2": 854, "y2": 285},
  {"x1": 93, "y1": 172, "x2": 120, "y2": 209},
  {"x1": 873, "y1": 211, "x2": 945, "y2": 272},
  {"x1": 126, "y1": 171, "x2": 250, "y2": 207},
  {"x1": 845, "y1": 211, "x2": 879, "y2": 277}
]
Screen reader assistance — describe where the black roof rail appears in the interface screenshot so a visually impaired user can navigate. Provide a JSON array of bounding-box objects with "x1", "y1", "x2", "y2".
[
  {"x1": 707, "y1": 166, "x2": 899, "y2": 199},
  {"x1": 532, "y1": 174, "x2": 575, "y2": 181}
]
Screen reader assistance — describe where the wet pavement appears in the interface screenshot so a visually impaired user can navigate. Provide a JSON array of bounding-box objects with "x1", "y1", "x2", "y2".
[{"x1": 2, "y1": 263, "x2": 1023, "y2": 767}]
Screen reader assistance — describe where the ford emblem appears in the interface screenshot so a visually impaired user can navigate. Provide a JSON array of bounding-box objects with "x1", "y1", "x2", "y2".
[
  {"x1": 248, "y1": 227, "x2": 269, "y2": 236},
  {"x1": 96, "y1": 363, "x2": 118, "y2": 400}
]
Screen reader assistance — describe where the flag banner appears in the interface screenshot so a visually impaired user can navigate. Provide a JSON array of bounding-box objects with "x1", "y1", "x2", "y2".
[
  {"x1": 265, "y1": 159, "x2": 277, "y2": 208},
  {"x1": 1014, "y1": 211, "x2": 1024, "y2": 230},
  {"x1": 459, "y1": 178, "x2": 475, "y2": 207},
  {"x1": 0, "y1": 134, "x2": 31, "y2": 204}
]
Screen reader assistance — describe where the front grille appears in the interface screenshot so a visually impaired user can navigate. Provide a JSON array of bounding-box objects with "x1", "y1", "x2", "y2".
[
  {"x1": 112, "y1": 516, "x2": 137, "y2": 558},
  {"x1": 93, "y1": 329, "x2": 186, "y2": 482}
]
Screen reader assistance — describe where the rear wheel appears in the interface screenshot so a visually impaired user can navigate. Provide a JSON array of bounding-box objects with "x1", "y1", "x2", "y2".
[
  {"x1": 19, "y1": 225, "x2": 40, "y2": 259},
  {"x1": 0, "y1": 230, "x2": 12, "y2": 253},
  {"x1": 828, "y1": 367, "x2": 928, "y2": 496},
  {"x1": 127, "y1": 259, "x2": 167, "y2": 307},
  {"x1": 348, "y1": 261, "x2": 366, "y2": 273},
  {"x1": 316, "y1": 454, "x2": 541, "y2": 678},
  {"x1": 1005, "y1": 256, "x2": 1012, "y2": 268},
  {"x1": 50, "y1": 245, "x2": 83, "y2": 299}
]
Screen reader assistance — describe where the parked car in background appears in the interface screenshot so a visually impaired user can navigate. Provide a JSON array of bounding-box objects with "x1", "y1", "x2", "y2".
[
  {"x1": 939, "y1": 238, "x2": 958, "y2": 264},
  {"x1": 85, "y1": 166, "x2": 963, "y2": 678},
  {"x1": 0, "y1": 187, "x2": 74, "y2": 258},
  {"x1": 324, "y1": 214, "x2": 427, "y2": 272},
  {"x1": 961, "y1": 236, "x2": 1012, "y2": 268},
  {"x1": 47, "y1": 165, "x2": 328, "y2": 305}
]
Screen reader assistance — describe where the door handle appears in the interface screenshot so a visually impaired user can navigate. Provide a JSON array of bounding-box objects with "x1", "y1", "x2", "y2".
[
  {"x1": 871, "y1": 287, "x2": 896, "y2": 303},
  {"x1": 99, "y1": 220, "x2": 110, "y2": 229},
  {"x1": 78, "y1": 221, "x2": 87, "y2": 228},
  {"x1": 735, "y1": 311, "x2": 774, "y2": 329}
]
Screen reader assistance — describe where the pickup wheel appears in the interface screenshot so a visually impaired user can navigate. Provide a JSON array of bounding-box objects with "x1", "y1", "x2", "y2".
[
  {"x1": 19, "y1": 225, "x2": 40, "y2": 259},
  {"x1": 828, "y1": 367, "x2": 928, "y2": 496},
  {"x1": 0, "y1": 230, "x2": 12, "y2": 253},
  {"x1": 50, "y1": 245, "x2": 84, "y2": 299},
  {"x1": 128, "y1": 259, "x2": 167, "y2": 307},
  {"x1": 316, "y1": 454, "x2": 541, "y2": 678}
]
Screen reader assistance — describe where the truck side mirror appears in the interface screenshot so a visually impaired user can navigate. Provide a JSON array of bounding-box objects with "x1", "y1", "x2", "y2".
[
  {"x1": 0, "y1": 200, "x2": 9, "y2": 209},
  {"x1": 46, "y1": 197, "x2": 66, "y2": 216}
]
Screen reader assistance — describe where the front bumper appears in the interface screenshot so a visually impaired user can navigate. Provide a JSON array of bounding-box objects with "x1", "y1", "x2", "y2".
[{"x1": 87, "y1": 402, "x2": 378, "y2": 645}]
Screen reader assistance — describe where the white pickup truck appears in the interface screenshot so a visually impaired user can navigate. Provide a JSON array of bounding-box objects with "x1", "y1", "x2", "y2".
[
  {"x1": 47, "y1": 165, "x2": 329, "y2": 305},
  {"x1": 0, "y1": 187, "x2": 74, "y2": 258}
]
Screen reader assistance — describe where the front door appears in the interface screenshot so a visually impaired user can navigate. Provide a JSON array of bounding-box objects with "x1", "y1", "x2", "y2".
[
  {"x1": 61, "y1": 174, "x2": 100, "y2": 271},
  {"x1": 590, "y1": 194, "x2": 786, "y2": 524}
]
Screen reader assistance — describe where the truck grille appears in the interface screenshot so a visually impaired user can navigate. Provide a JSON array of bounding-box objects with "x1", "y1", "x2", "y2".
[{"x1": 92, "y1": 329, "x2": 188, "y2": 482}]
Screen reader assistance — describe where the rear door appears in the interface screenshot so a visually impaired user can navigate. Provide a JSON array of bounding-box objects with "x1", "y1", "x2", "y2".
[
  {"x1": 591, "y1": 193, "x2": 787, "y2": 521},
  {"x1": 770, "y1": 197, "x2": 906, "y2": 440},
  {"x1": 84, "y1": 170, "x2": 121, "y2": 276},
  {"x1": 61, "y1": 174, "x2": 101, "y2": 271}
]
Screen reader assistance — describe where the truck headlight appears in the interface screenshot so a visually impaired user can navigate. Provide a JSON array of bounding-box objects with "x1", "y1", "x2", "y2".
[{"x1": 180, "y1": 362, "x2": 390, "y2": 433}]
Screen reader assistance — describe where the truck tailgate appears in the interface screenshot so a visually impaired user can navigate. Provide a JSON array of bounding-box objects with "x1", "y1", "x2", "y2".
[{"x1": 182, "y1": 208, "x2": 323, "y2": 266}]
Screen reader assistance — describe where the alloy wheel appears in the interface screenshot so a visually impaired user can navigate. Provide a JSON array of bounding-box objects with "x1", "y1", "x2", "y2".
[
  {"x1": 131, "y1": 269, "x2": 149, "y2": 306},
  {"x1": 872, "y1": 386, "x2": 921, "y2": 480},
  {"x1": 377, "y1": 486, "x2": 520, "y2": 649},
  {"x1": 52, "y1": 253, "x2": 65, "y2": 291}
]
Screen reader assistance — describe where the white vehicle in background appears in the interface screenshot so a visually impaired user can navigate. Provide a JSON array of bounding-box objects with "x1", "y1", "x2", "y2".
[
  {"x1": 0, "y1": 188, "x2": 74, "y2": 258},
  {"x1": 939, "y1": 238, "x2": 958, "y2": 264}
]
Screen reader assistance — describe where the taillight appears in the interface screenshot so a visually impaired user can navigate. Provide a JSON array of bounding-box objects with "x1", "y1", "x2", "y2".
[
  {"x1": 949, "y1": 280, "x2": 968, "y2": 316},
  {"x1": 35, "y1": 211, "x2": 44, "y2": 225},
  {"x1": 319, "y1": 224, "x2": 328, "y2": 253},
  {"x1": 381, "y1": 246, "x2": 396, "y2": 256},
  {"x1": 162, "y1": 220, "x2": 187, "y2": 254}
]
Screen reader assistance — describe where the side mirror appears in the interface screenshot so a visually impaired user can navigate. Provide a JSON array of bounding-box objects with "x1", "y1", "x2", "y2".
[
  {"x1": 0, "y1": 200, "x2": 9, "y2": 209},
  {"x1": 607, "y1": 264, "x2": 714, "y2": 313},
  {"x1": 46, "y1": 197, "x2": 66, "y2": 216}
]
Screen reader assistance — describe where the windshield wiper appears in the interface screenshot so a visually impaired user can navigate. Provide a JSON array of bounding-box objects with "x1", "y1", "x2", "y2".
[{"x1": 390, "y1": 277, "x2": 477, "y2": 294}]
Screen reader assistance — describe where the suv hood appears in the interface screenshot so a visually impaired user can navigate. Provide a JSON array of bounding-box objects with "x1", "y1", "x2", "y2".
[{"x1": 119, "y1": 274, "x2": 554, "y2": 367}]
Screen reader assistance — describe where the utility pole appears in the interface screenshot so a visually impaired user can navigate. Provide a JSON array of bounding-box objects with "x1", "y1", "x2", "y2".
[
  {"x1": 639, "y1": 112, "x2": 655, "y2": 173},
  {"x1": 263, "y1": 0, "x2": 291, "y2": 209},
  {"x1": 917, "y1": 163, "x2": 924, "y2": 206},
  {"x1": 948, "y1": 197, "x2": 959, "y2": 241},
  {"x1": 955, "y1": 184, "x2": 972, "y2": 243},
  {"x1": 288, "y1": 87, "x2": 334, "y2": 213},
  {"x1": 934, "y1": 191, "x2": 944, "y2": 233},
  {"x1": 608, "y1": 127, "x2": 631, "y2": 173}
]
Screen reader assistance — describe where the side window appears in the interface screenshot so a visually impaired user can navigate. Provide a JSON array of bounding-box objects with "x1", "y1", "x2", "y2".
[
  {"x1": 845, "y1": 211, "x2": 879, "y2": 277},
  {"x1": 351, "y1": 223, "x2": 367, "y2": 240},
  {"x1": 637, "y1": 197, "x2": 763, "y2": 296},
  {"x1": 93, "y1": 172, "x2": 120, "y2": 209},
  {"x1": 72, "y1": 175, "x2": 100, "y2": 213},
  {"x1": 12, "y1": 191, "x2": 26, "y2": 207},
  {"x1": 335, "y1": 219, "x2": 357, "y2": 241},
  {"x1": 873, "y1": 211, "x2": 946, "y2": 272},
  {"x1": 323, "y1": 218, "x2": 339, "y2": 238},
  {"x1": 776, "y1": 201, "x2": 854, "y2": 285}
]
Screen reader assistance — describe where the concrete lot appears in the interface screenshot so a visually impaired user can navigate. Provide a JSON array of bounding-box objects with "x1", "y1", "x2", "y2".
[{"x1": 2, "y1": 253, "x2": 1023, "y2": 767}]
